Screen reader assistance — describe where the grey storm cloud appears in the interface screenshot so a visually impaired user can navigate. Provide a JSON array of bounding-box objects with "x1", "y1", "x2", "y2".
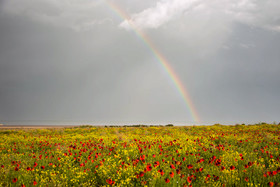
[{"x1": 0, "y1": 0, "x2": 280, "y2": 125}]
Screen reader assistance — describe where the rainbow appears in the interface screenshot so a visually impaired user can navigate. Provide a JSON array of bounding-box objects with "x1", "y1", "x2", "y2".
[{"x1": 105, "y1": 1, "x2": 200, "y2": 123}]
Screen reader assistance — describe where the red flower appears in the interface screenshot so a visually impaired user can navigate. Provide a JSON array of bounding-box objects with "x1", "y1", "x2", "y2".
[
  {"x1": 170, "y1": 172, "x2": 174, "y2": 178},
  {"x1": 33, "y1": 180, "x2": 37, "y2": 185},
  {"x1": 215, "y1": 159, "x2": 221, "y2": 166},
  {"x1": 139, "y1": 172, "x2": 144, "y2": 177},
  {"x1": 106, "y1": 179, "x2": 115, "y2": 185},
  {"x1": 34, "y1": 162, "x2": 38, "y2": 167},
  {"x1": 187, "y1": 176, "x2": 192, "y2": 183},
  {"x1": 21, "y1": 184, "x2": 26, "y2": 187},
  {"x1": 1, "y1": 165, "x2": 4, "y2": 168},
  {"x1": 41, "y1": 166, "x2": 45, "y2": 169},
  {"x1": 146, "y1": 164, "x2": 152, "y2": 171},
  {"x1": 12, "y1": 178, "x2": 18, "y2": 183},
  {"x1": 187, "y1": 164, "x2": 193, "y2": 169},
  {"x1": 221, "y1": 166, "x2": 225, "y2": 171},
  {"x1": 244, "y1": 177, "x2": 249, "y2": 182},
  {"x1": 15, "y1": 167, "x2": 19, "y2": 171},
  {"x1": 230, "y1": 166, "x2": 235, "y2": 170},
  {"x1": 170, "y1": 164, "x2": 175, "y2": 169},
  {"x1": 158, "y1": 169, "x2": 164, "y2": 176},
  {"x1": 214, "y1": 176, "x2": 219, "y2": 181},
  {"x1": 268, "y1": 182, "x2": 274, "y2": 187},
  {"x1": 154, "y1": 161, "x2": 160, "y2": 167},
  {"x1": 165, "y1": 178, "x2": 170, "y2": 183}
]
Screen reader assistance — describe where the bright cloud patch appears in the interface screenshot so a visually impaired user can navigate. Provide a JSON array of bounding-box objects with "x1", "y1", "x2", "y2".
[
  {"x1": 120, "y1": 0, "x2": 200, "y2": 30},
  {"x1": 119, "y1": 0, "x2": 280, "y2": 31}
]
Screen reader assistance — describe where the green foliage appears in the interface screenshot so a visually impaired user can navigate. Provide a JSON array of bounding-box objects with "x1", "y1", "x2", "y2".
[
  {"x1": 213, "y1": 123, "x2": 223, "y2": 126},
  {"x1": 165, "y1": 124, "x2": 174, "y2": 127},
  {"x1": 77, "y1": 125, "x2": 94, "y2": 128}
]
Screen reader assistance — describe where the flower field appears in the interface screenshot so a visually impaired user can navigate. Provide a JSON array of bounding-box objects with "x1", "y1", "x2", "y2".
[{"x1": 0, "y1": 124, "x2": 280, "y2": 186}]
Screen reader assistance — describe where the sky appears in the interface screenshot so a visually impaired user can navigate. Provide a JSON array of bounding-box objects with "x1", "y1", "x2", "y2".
[{"x1": 0, "y1": 0, "x2": 280, "y2": 125}]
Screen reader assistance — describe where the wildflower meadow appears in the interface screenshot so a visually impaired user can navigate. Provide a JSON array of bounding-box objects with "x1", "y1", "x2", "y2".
[{"x1": 0, "y1": 124, "x2": 280, "y2": 186}]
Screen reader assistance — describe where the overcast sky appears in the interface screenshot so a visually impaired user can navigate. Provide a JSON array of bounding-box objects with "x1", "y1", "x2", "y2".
[{"x1": 0, "y1": 0, "x2": 280, "y2": 125}]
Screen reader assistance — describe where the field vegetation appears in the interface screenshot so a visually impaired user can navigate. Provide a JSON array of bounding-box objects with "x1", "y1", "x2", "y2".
[{"x1": 0, "y1": 124, "x2": 280, "y2": 186}]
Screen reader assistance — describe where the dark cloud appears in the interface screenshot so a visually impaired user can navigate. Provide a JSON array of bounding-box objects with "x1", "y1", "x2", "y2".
[
  {"x1": 0, "y1": 0, "x2": 280, "y2": 125},
  {"x1": 191, "y1": 24, "x2": 280, "y2": 123}
]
